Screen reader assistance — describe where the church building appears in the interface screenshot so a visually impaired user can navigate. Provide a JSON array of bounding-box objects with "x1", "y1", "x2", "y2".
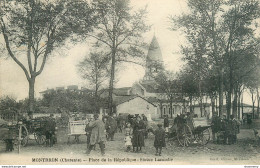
[
  {"x1": 103, "y1": 35, "x2": 185, "y2": 119},
  {"x1": 129, "y1": 35, "x2": 184, "y2": 118}
]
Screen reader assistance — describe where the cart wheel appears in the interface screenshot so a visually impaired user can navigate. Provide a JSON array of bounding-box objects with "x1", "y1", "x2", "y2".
[
  {"x1": 34, "y1": 132, "x2": 46, "y2": 145},
  {"x1": 195, "y1": 128, "x2": 210, "y2": 145},
  {"x1": 177, "y1": 124, "x2": 192, "y2": 147},
  {"x1": 20, "y1": 125, "x2": 29, "y2": 147}
]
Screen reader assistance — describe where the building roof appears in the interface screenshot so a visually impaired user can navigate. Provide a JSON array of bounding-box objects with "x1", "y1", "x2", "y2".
[
  {"x1": 147, "y1": 97, "x2": 160, "y2": 103},
  {"x1": 98, "y1": 87, "x2": 131, "y2": 96},
  {"x1": 146, "y1": 36, "x2": 163, "y2": 63},
  {"x1": 39, "y1": 88, "x2": 55, "y2": 94},
  {"x1": 67, "y1": 85, "x2": 78, "y2": 90},
  {"x1": 114, "y1": 95, "x2": 156, "y2": 107},
  {"x1": 139, "y1": 82, "x2": 166, "y2": 93},
  {"x1": 56, "y1": 87, "x2": 65, "y2": 90}
]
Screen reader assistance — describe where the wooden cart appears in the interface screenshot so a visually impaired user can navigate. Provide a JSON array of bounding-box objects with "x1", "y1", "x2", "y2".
[
  {"x1": 67, "y1": 120, "x2": 88, "y2": 144},
  {"x1": 168, "y1": 117, "x2": 211, "y2": 147}
]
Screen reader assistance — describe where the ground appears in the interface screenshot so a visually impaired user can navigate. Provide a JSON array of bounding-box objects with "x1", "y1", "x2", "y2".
[{"x1": 1, "y1": 120, "x2": 260, "y2": 165}]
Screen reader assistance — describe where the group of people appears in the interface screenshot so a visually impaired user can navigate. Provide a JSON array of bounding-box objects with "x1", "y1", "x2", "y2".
[
  {"x1": 84, "y1": 113, "x2": 166, "y2": 156},
  {"x1": 124, "y1": 114, "x2": 166, "y2": 156},
  {"x1": 211, "y1": 114, "x2": 240, "y2": 145}
]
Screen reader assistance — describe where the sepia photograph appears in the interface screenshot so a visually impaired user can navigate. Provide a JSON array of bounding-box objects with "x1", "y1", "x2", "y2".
[{"x1": 0, "y1": 0, "x2": 260, "y2": 166}]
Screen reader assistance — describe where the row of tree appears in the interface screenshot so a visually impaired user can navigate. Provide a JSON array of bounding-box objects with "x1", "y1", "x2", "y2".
[
  {"x1": 0, "y1": 0, "x2": 149, "y2": 115},
  {"x1": 165, "y1": 0, "x2": 260, "y2": 119}
]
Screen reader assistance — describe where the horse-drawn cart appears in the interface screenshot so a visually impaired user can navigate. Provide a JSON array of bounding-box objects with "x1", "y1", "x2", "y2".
[
  {"x1": 24, "y1": 118, "x2": 49, "y2": 146},
  {"x1": 168, "y1": 117, "x2": 211, "y2": 147},
  {"x1": 0, "y1": 120, "x2": 28, "y2": 152}
]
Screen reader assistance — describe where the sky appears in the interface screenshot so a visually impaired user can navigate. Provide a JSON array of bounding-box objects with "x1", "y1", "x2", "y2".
[{"x1": 0, "y1": 0, "x2": 256, "y2": 104}]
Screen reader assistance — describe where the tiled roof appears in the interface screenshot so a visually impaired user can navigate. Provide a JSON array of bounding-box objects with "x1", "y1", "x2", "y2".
[{"x1": 113, "y1": 95, "x2": 156, "y2": 107}]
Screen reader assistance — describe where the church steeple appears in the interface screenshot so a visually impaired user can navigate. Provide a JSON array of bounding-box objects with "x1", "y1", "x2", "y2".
[
  {"x1": 146, "y1": 36, "x2": 163, "y2": 63},
  {"x1": 143, "y1": 35, "x2": 164, "y2": 83}
]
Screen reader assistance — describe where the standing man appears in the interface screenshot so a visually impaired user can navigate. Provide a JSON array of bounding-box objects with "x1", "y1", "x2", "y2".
[
  {"x1": 106, "y1": 116, "x2": 117, "y2": 141},
  {"x1": 163, "y1": 115, "x2": 169, "y2": 137},
  {"x1": 45, "y1": 114, "x2": 56, "y2": 147},
  {"x1": 211, "y1": 113, "x2": 221, "y2": 143},
  {"x1": 229, "y1": 115, "x2": 239, "y2": 144},
  {"x1": 142, "y1": 114, "x2": 148, "y2": 139},
  {"x1": 153, "y1": 123, "x2": 166, "y2": 156},
  {"x1": 86, "y1": 114, "x2": 106, "y2": 156},
  {"x1": 221, "y1": 115, "x2": 228, "y2": 145}
]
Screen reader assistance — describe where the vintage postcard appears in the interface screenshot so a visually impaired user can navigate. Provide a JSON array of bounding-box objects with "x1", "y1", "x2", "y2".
[{"x1": 0, "y1": 0, "x2": 260, "y2": 166}]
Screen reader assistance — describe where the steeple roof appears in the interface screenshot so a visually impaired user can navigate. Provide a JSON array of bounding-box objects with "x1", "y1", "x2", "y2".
[{"x1": 146, "y1": 36, "x2": 163, "y2": 62}]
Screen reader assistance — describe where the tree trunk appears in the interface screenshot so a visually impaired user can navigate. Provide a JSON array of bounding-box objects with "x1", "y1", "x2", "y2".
[
  {"x1": 218, "y1": 67, "x2": 224, "y2": 117},
  {"x1": 170, "y1": 96, "x2": 173, "y2": 118},
  {"x1": 95, "y1": 82, "x2": 99, "y2": 114},
  {"x1": 257, "y1": 88, "x2": 260, "y2": 119},
  {"x1": 211, "y1": 95, "x2": 215, "y2": 115},
  {"x1": 28, "y1": 77, "x2": 35, "y2": 115},
  {"x1": 160, "y1": 101, "x2": 163, "y2": 118},
  {"x1": 189, "y1": 95, "x2": 193, "y2": 114},
  {"x1": 227, "y1": 52, "x2": 233, "y2": 120},
  {"x1": 181, "y1": 86, "x2": 186, "y2": 114},
  {"x1": 241, "y1": 93, "x2": 244, "y2": 117},
  {"x1": 198, "y1": 81, "x2": 203, "y2": 117},
  {"x1": 232, "y1": 87, "x2": 237, "y2": 118},
  {"x1": 251, "y1": 91, "x2": 255, "y2": 119},
  {"x1": 237, "y1": 90, "x2": 241, "y2": 119},
  {"x1": 108, "y1": 49, "x2": 116, "y2": 116}
]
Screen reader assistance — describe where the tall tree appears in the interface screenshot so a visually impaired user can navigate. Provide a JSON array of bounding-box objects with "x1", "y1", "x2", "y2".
[
  {"x1": 172, "y1": 0, "x2": 260, "y2": 118},
  {"x1": 88, "y1": 0, "x2": 149, "y2": 114},
  {"x1": 222, "y1": 0, "x2": 260, "y2": 118},
  {"x1": 155, "y1": 70, "x2": 181, "y2": 118},
  {"x1": 77, "y1": 51, "x2": 110, "y2": 112},
  {"x1": 178, "y1": 66, "x2": 199, "y2": 114},
  {"x1": 0, "y1": 0, "x2": 95, "y2": 114},
  {"x1": 172, "y1": 0, "x2": 225, "y2": 117}
]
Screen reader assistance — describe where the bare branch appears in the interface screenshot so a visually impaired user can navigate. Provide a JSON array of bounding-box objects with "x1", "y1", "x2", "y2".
[{"x1": 0, "y1": 18, "x2": 30, "y2": 81}]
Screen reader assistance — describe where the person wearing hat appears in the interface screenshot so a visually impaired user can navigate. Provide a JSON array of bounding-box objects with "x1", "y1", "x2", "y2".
[
  {"x1": 45, "y1": 114, "x2": 56, "y2": 147},
  {"x1": 86, "y1": 114, "x2": 106, "y2": 156},
  {"x1": 163, "y1": 115, "x2": 169, "y2": 137},
  {"x1": 132, "y1": 116, "x2": 146, "y2": 153},
  {"x1": 153, "y1": 123, "x2": 166, "y2": 156},
  {"x1": 211, "y1": 113, "x2": 221, "y2": 143}
]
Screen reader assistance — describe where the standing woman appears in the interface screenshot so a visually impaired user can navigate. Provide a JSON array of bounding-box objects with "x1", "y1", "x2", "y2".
[{"x1": 132, "y1": 116, "x2": 145, "y2": 153}]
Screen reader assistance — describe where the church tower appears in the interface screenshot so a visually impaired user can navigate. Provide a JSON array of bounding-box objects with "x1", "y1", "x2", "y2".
[{"x1": 142, "y1": 35, "x2": 164, "y2": 84}]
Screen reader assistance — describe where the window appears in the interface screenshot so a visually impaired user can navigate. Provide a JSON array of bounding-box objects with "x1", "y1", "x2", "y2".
[{"x1": 163, "y1": 107, "x2": 166, "y2": 115}]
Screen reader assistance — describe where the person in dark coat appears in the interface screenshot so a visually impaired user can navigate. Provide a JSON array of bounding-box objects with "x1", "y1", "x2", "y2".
[
  {"x1": 85, "y1": 118, "x2": 93, "y2": 149},
  {"x1": 228, "y1": 115, "x2": 238, "y2": 144},
  {"x1": 141, "y1": 114, "x2": 148, "y2": 139},
  {"x1": 105, "y1": 116, "x2": 117, "y2": 141},
  {"x1": 2, "y1": 122, "x2": 16, "y2": 152},
  {"x1": 86, "y1": 114, "x2": 106, "y2": 156},
  {"x1": 45, "y1": 114, "x2": 56, "y2": 147},
  {"x1": 153, "y1": 123, "x2": 165, "y2": 156},
  {"x1": 132, "y1": 116, "x2": 146, "y2": 152},
  {"x1": 211, "y1": 113, "x2": 221, "y2": 143},
  {"x1": 247, "y1": 114, "x2": 252, "y2": 128},
  {"x1": 163, "y1": 115, "x2": 169, "y2": 136},
  {"x1": 221, "y1": 115, "x2": 228, "y2": 144}
]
